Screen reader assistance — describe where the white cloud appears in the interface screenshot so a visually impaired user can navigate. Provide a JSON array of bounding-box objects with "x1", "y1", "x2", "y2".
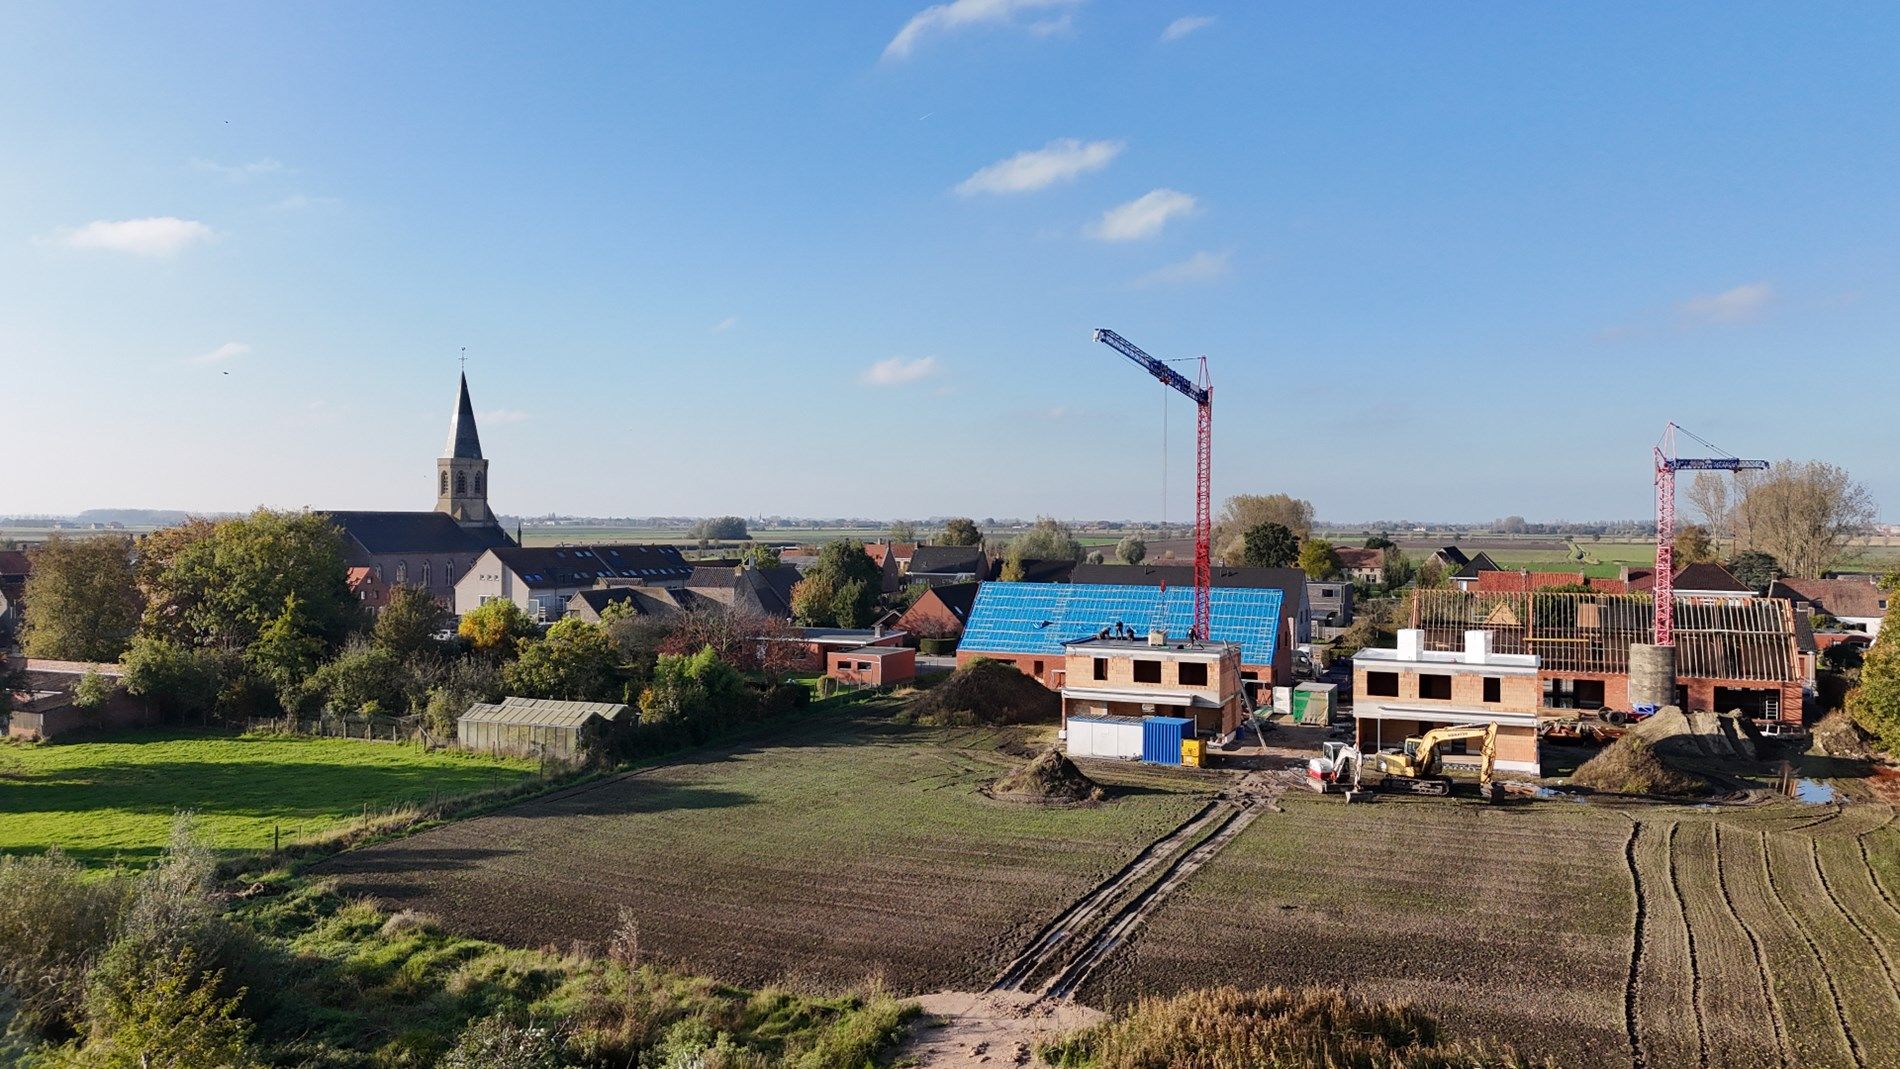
[
  {"x1": 189, "y1": 341, "x2": 251, "y2": 365},
  {"x1": 1678, "y1": 282, "x2": 1775, "y2": 325},
  {"x1": 861, "y1": 355, "x2": 941, "y2": 386},
  {"x1": 884, "y1": 0, "x2": 1083, "y2": 60},
  {"x1": 1132, "y1": 249, "x2": 1230, "y2": 288},
  {"x1": 55, "y1": 217, "x2": 215, "y2": 258},
  {"x1": 1160, "y1": 15, "x2": 1214, "y2": 41},
  {"x1": 1035, "y1": 405, "x2": 1070, "y2": 421},
  {"x1": 478, "y1": 409, "x2": 532, "y2": 425},
  {"x1": 1087, "y1": 188, "x2": 1198, "y2": 241},
  {"x1": 192, "y1": 157, "x2": 286, "y2": 181},
  {"x1": 712, "y1": 315, "x2": 739, "y2": 333},
  {"x1": 956, "y1": 138, "x2": 1124, "y2": 196}
]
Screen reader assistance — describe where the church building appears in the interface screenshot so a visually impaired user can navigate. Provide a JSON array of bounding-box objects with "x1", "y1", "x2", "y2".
[{"x1": 325, "y1": 372, "x2": 515, "y2": 606}]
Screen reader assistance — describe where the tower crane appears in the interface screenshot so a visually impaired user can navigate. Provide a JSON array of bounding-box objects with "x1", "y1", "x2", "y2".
[
  {"x1": 1653, "y1": 422, "x2": 1768, "y2": 646},
  {"x1": 1093, "y1": 328, "x2": 1212, "y2": 642}
]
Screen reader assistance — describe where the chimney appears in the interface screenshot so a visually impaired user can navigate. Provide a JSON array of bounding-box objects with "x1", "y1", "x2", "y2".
[
  {"x1": 1464, "y1": 629, "x2": 1493, "y2": 664},
  {"x1": 1396, "y1": 628, "x2": 1424, "y2": 661},
  {"x1": 873, "y1": 623, "x2": 885, "y2": 639},
  {"x1": 1148, "y1": 629, "x2": 1167, "y2": 647}
]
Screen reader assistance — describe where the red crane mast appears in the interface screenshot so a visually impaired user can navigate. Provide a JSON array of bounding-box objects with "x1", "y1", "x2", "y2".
[{"x1": 1093, "y1": 329, "x2": 1213, "y2": 642}]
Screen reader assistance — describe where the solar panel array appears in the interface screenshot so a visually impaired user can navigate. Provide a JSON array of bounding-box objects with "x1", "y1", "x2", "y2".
[{"x1": 959, "y1": 582, "x2": 1284, "y2": 664}]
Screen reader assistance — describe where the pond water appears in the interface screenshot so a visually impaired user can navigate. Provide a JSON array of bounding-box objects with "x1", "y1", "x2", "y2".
[{"x1": 1794, "y1": 778, "x2": 1837, "y2": 805}]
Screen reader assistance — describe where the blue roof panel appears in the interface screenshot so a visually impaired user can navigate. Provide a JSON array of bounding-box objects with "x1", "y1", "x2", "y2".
[{"x1": 959, "y1": 582, "x2": 1284, "y2": 665}]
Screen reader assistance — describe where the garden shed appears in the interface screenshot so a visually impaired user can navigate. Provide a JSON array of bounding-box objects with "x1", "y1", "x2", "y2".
[{"x1": 457, "y1": 696, "x2": 629, "y2": 759}]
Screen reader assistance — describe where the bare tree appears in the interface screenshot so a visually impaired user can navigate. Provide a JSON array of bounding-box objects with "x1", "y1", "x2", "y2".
[
  {"x1": 1733, "y1": 460, "x2": 1876, "y2": 579},
  {"x1": 1685, "y1": 471, "x2": 1735, "y2": 545}
]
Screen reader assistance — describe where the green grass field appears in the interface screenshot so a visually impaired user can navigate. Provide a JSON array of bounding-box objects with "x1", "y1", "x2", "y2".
[{"x1": 0, "y1": 732, "x2": 538, "y2": 866}]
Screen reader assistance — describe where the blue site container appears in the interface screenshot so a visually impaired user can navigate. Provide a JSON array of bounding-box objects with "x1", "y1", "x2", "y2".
[{"x1": 1142, "y1": 716, "x2": 1193, "y2": 765}]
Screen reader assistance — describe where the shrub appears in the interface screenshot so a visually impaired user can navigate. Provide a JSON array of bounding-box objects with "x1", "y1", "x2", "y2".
[
  {"x1": 78, "y1": 947, "x2": 257, "y2": 1069},
  {"x1": 0, "y1": 849, "x2": 131, "y2": 1038},
  {"x1": 72, "y1": 669, "x2": 115, "y2": 711},
  {"x1": 1044, "y1": 985, "x2": 1530, "y2": 1069},
  {"x1": 439, "y1": 1015, "x2": 571, "y2": 1069}
]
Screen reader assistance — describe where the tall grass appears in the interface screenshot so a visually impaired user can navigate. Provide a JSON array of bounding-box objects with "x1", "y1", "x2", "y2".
[{"x1": 1044, "y1": 985, "x2": 1540, "y2": 1069}]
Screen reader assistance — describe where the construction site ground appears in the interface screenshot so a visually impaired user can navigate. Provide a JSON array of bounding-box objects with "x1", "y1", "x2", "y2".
[{"x1": 317, "y1": 699, "x2": 1900, "y2": 1069}]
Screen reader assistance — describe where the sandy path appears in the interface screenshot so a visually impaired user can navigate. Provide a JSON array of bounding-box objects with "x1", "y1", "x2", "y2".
[{"x1": 904, "y1": 990, "x2": 1104, "y2": 1068}]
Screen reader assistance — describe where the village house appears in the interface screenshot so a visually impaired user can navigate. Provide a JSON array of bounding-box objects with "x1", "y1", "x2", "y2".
[
  {"x1": 1351, "y1": 629, "x2": 1543, "y2": 775},
  {"x1": 1770, "y1": 577, "x2": 1890, "y2": 639},
  {"x1": 454, "y1": 543, "x2": 694, "y2": 620},
  {"x1": 906, "y1": 545, "x2": 988, "y2": 586},
  {"x1": 1060, "y1": 630, "x2": 1246, "y2": 743}
]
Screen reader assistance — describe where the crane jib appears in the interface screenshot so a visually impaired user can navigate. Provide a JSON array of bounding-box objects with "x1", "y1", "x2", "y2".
[{"x1": 1663, "y1": 459, "x2": 1771, "y2": 471}]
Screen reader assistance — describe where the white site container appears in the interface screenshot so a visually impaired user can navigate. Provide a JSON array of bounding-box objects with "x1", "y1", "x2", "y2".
[{"x1": 1064, "y1": 715, "x2": 1146, "y2": 761}]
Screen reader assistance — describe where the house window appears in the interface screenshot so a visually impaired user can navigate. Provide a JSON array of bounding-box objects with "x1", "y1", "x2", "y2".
[
  {"x1": 1179, "y1": 661, "x2": 1208, "y2": 686},
  {"x1": 1575, "y1": 679, "x2": 1607, "y2": 709},
  {"x1": 1365, "y1": 671, "x2": 1399, "y2": 697},
  {"x1": 1093, "y1": 657, "x2": 1107, "y2": 681},
  {"x1": 395, "y1": 560, "x2": 407, "y2": 584},
  {"x1": 1133, "y1": 660, "x2": 1162, "y2": 683},
  {"x1": 1032, "y1": 660, "x2": 1045, "y2": 678},
  {"x1": 1418, "y1": 674, "x2": 1452, "y2": 700},
  {"x1": 1482, "y1": 677, "x2": 1502, "y2": 703}
]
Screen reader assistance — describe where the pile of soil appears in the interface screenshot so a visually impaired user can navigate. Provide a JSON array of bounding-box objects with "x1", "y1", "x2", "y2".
[
  {"x1": 1627, "y1": 705, "x2": 1759, "y2": 762},
  {"x1": 911, "y1": 659, "x2": 1059, "y2": 726},
  {"x1": 1571, "y1": 734, "x2": 1711, "y2": 797},
  {"x1": 1809, "y1": 709, "x2": 1874, "y2": 760},
  {"x1": 991, "y1": 748, "x2": 1104, "y2": 803}
]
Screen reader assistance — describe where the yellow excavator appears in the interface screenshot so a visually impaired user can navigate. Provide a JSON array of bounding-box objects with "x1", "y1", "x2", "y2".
[{"x1": 1367, "y1": 723, "x2": 1498, "y2": 798}]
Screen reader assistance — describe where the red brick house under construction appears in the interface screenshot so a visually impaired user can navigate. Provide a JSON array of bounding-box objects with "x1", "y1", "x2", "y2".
[{"x1": 1411, "y1": 588, "x2": 1805, "y2": 723}]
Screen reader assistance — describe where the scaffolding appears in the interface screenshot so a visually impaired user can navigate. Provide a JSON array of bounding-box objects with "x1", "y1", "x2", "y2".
[{"x1": 1411, "y1": 590, "x2": 1799, "y2": 682}]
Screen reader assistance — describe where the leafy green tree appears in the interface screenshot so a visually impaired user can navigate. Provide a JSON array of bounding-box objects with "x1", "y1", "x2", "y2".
[
  {"x1": 1239, "y1": 523, "x2": 1299, "y2": 569},
  {"x1": 1726, "y1": 550, "x2": 1783, "y2": 591},
  {"x1": 161, "y1": 510, "x2": 359, "y2": 650},
  {"x1": 997, "y1": 558, "x2": 1025, "y2": 582},
  {"x1": 122, "y1": 636, "x2": 225, "y2": 718},
  {"x1": 458, "y1": 599, "x2": 538, "y2": 657},
  {"x1": 1115, "y1": 535, "x2": 1147, "y2": 565},
  {"x1": 690, "y1": 516, "x2": 749, "y2": 540},
  {"x1": 1733, "y1": 460, "x2": 1877, "y2": 578},
  {"x1": 888, "y1": 520, "x2": 919, "y2": 543},
  {"x1": 1216, "y1": 493, "x2": 1315, "y2": 543},
  {"x1": 309, "y1": 640, "x2": 418, "y2": 715},
  {"x1": 938, "y1": 518, "x2": 982, "y2": 547},
  {"x1": 1380, "y1": 546, "x2": 1416, "y2": 589},
  {"x1": 1298, "y1": 538, "x2": 1343, "y2": 580},
  {"x1": 1849, "y1": 621, "x2": 1900, "y2": 754},
  {"x1": 638, "y1": 645, "x2": 749, "y2": 734},
  {"x1": 372, "y1": 585, "x2": 444, "y2": 659},
  {"x1": 422, "y1": 657, "x2": 503, "y2": 736},
  {"x1": 1008, "y1": 517, "x2": 1083, "y2": 562},
  {"x1": 21, "y1": 535, "x2": 140, "y2": 662},
  {"x1": 1364, "y1": 534, "x2": 1396, "y2": 550},
  {"x1": 72, "y1": 668, "x2": 115, "y2": 710},
  {"x1": 1085, "y1": 549, "x2": 1106, "y2": 565},
  {"x1": 789, "y1": 541, "x2": 880, "y2": 626},
  {"x1": 244, "y1": 595, "x2": 326, "y2": 712},
  {"x1": 503, "y1": 618, "x2": 623, "y2": 702},
  {"x1": 741, "y1": 543, "x2": 781, "y2": 570},
  {"x1": 134, "y1": 519, "x2": 217, "y2": 641},
  {"x1": 1673, "y1": 523, "x2": 1717, "y2": 565}
]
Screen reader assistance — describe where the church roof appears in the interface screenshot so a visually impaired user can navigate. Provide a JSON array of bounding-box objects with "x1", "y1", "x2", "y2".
[
  {"x1": 445, "y1": 372, "x2": 483, "y2": 460},
  {"x1": 326, "y1": 511, "x2": 513, "y2": 556},
  {"x1": 489, "y1": 544, "x2": 694, "y2": 588}
]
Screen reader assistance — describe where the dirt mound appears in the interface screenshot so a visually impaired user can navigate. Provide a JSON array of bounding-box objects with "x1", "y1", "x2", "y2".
[
  {"x1": 1629, "y1": 705, "x2": 1759, "y2": 762},
  {"x1": 1571, "y1": 735, "x2": 1712, "y2": 797},
  {"x1": 911, "y1": 659, "x2": 1059, "y2": 726},
  {"x1": 1809, "y1": 709, "x2": 1873, "y2": 760},
  {"x1": 991, "y1": 748, "x2": 1104, "y2": 803}
]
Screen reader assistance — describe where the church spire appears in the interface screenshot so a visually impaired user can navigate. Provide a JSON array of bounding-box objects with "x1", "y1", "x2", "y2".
[{"x1": 445, "y1": 372, "x2": 483, "y2": 460}]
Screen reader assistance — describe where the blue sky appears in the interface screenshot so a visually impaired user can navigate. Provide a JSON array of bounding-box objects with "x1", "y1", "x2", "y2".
[{"x1": 3, "y1": 2, "x2": 1896, "y2": 523}]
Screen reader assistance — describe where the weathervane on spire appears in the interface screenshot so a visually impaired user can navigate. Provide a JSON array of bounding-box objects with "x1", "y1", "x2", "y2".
[{"x1": 460, "y1": 346, "x2": 467, "y2": 373}]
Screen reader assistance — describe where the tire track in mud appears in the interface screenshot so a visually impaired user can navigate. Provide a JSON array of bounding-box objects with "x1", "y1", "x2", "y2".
[
  {"x1": 1621, "y1": 821, "x2": 1649, "y2": 1069},
  {"x1": 1043, "y1": 804, "x2": 1260, "y2": 1001},
  {"x1": 988, "y1": 800, "x2": 1227, "y2": 993},
  {"x1": 1761, "y1": 832, "x2": 1864, "y2": 1068},
  {"x1": 1662, "y1": 823, "x2": 1711, "y2": 1069},
  {"x1": 1713, "y1": 824, "x2": 1793, "y2": 1069},
  {"x1": 1858, "y1": 807, "x2": 1899, "y2": 919},
  {"x1": 1809, "y1": 839, "x2": 1900, "y2": 1005}
]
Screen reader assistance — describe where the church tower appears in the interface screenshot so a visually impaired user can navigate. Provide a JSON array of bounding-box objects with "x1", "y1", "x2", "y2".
[{"x1": 436, "y1": 372, "x2": 495, "y2": 526}]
